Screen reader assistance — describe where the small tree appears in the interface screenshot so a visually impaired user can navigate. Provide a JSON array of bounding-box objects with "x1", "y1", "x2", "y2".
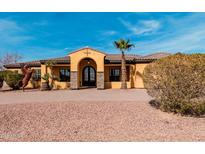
[
  {"x1": 0, "y1": 52, "x2": 22, "y2": 70},
  {"x1": 114, "y1": 39, "x2": 134, "y2": 89},
  {"x1": 3, "y1": 71, "x2": 23, "y2": 90}
]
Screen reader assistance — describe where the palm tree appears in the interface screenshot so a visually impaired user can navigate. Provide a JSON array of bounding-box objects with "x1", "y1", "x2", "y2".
[{"x1": 114, "y1": 39, "x2": 134, "y2": 89}]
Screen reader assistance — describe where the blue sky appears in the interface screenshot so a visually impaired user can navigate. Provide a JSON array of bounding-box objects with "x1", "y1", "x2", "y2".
[{"x1": 0, "y1": 12, "x2": 205, "y2": 61}]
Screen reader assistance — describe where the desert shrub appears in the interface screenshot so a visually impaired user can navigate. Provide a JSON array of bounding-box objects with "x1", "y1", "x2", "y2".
[
  {"x1": 4, "y1": 71, "x2": 23, "y2": 90},
  {"x1": 0, "y1": 70, "x2": 10, "y2": 88},
  {"x1": 143, "y1": 53, "x2": 205, "y2": 116},
  {"x1": 0, "y1": 71, "x2": 4, "y2": 88},
  {"x1": 0, "y1": 71, "x2": 7, "y2": 79}
]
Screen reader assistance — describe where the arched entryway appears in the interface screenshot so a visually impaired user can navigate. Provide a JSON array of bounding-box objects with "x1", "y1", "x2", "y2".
[
  {"x1": 82, "y1": 66, "x2": 96, "y2": 86},
  {"x1": 69, "y1": 47, "x2": 105, "y2": 90},
  {"x1": 78, "y1": 58, "x2": 97, "y2": 88}
]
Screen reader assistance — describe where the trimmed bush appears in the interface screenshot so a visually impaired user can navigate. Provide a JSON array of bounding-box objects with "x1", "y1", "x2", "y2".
[
  {"x1": 143, "y1": 53, "x2": 205, "y2": 116},
  {"x1": 4, "y1": 71, "x2": 23, "y2": 90}
]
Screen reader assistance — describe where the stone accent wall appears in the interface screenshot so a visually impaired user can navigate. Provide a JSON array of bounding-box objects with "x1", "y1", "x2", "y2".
[
  {"x1": 97, "y1": 72, "x2": 104, "y2": 90},
  {"x1": 70, "y1": 71, "x2": 78, "y2": 90}
]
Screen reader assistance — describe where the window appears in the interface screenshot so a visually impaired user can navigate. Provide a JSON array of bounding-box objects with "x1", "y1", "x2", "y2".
[
  {"x1": 32, "y1": 69, "x2": 41, "y2": 81},
  {"x1": 59, "y1": 69, "x2": 70, "y2": 82},
  {"x1": 110, "y1": 68, "x2": 120, "y2": 81}
]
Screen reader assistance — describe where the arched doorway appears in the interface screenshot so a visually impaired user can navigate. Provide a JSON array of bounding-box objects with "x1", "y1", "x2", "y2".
[
  {"x1": 82, "y1": 66, "x2": 96, "y2": 86},
  {"x1": 78, "y1": 58, "x2": 97, "y2": 88}
]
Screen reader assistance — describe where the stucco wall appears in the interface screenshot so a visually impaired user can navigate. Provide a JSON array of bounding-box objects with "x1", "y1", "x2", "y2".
[
  {"x1": 52, "y1": 81, "x2": 70, "y2": 90},
  {"x1": 69, "y1": 48, "x2": 105, "y2": 72},
  {"x1": 69, "y1": 48, "x2": 105, "y2": 89},
  {"x1": 104, "y1": 64, "x2": 131, "y2": 89},
  {"x1": 6, "y1": 63, "x2": 148, "y2": 89},
  {"x1": 6, "y1": 50, "x2": 149, "y2": 90},
  {"x1": 130, "y1": 63, "x2": 148, "y2": 88},
  {"x1": 41, "y1": 65, "x2": 71, "y2": 90},
  {"x1": 104, "y1": 82, "x2": 131, "y2": 89},
  {"x1": 52, "y1": 65, "x2": 70, "y2": 89},
  {"x1": 104, "y1": 63, "x2": 148, "y2": 89}
]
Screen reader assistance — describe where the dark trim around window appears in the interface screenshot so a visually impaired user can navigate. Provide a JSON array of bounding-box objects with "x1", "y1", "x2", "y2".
[
  {"x1": 109, "y1": 68, "x2": 120, "y2": 81},
  {"x1": 59, "y1": 68, "x2": 70, "y2": 82},
  {"x1": 32, "y1": 69, "x2": 41, "y2": 81}
]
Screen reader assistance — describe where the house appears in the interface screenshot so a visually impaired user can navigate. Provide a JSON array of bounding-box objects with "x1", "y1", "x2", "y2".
[{"x1": 4, "y1": 47, "x2": 170, "y2": 90}]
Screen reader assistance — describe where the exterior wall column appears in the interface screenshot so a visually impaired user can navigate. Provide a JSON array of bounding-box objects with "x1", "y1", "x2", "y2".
[
  {"x1": 70, "y1": 71, "x2": 78, "y2": 90},
  {"x1": 96, "y1": 59, "x2": 104, "y2": 90},
  {"x1": 70, "y1": 57, "x2": 79, "y2": 90},
  {"x1": 97, "y1": 71, "x2": 104, "y2": 90}
]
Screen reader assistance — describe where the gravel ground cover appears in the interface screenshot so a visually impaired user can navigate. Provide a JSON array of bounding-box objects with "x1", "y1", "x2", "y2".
[
  {"x1": 0, "y1": 100, "x2": 204, "y2": 141},
  {"x1": 0, "y1": 89, "x2": 151, "y2": 104}
]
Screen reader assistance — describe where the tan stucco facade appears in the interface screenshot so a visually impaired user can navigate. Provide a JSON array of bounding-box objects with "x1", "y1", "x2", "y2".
[
  {"x1": 6, "y1": 48, "x2": 149, "y2": 90},
  {"x1": 69, "y1": 48, "x2": 105, "y2": 72},
  {"x1": 69, "y1": 48, "x2": 105, "y2": 89}
]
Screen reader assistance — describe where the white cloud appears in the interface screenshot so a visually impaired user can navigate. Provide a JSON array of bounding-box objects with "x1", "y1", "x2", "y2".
[
  {"x1": 117, "y1": 13, "x2": 205, "y2": 54},
  {"x1": 102, "y1": 30, "x2": 117, "y2": 36},
  {"x1": 0, "y1": 19, "x2": 33, "y2": 45},
  {"x1": 0, "y1": 19, "x2": 22, "y2": 32},
  {"x1": 119, "y1": 19, "x2": 160, "y2": 35},
  {"x1": 133, "y1": 24, "x2": 205, "y2": 54}
]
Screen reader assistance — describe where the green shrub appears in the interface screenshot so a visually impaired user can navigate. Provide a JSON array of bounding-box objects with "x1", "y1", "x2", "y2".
[
  {"x1": 0, "y1": 70, "x2": 10, "y2": 88},
  {"x1": 0, "y1": 71, "x2": 7, "y2": 79},
  {"x1": 4, "y1": 71, "x2": 23, "y2": 90},
  {"x1": 0, "y1": 71, "x2": 4, "y2": 88},
  {"x1": 0, "y1": 79, "x2": 3, "y2": 88},
  {"x1": 41, "y1": 73, "x2": 50, "y2": 83},
  {"x1": 143, "y1": 53, "x2": 205, "y2": 116}
]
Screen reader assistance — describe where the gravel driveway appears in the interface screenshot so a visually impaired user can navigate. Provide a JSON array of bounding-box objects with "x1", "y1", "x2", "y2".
[
  {"x1": 0, "y1": 89, "x2": 204, "y2": 141},
  {"x1": 0, "y1": 89, "x2": 151, "y2": 104}
]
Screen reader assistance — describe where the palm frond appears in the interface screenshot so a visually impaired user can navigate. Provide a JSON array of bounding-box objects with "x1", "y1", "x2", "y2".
[
  {"x1": 113, "y1": 39, "x2": 135, "y2": 51},
  {"x1": 114, "y1": 41, "x2": 120, "y2": 48}
]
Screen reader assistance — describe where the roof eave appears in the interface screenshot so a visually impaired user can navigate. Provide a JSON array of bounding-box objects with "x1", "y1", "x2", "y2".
[{"x1": 40, "y1": 60, "x2": 70, "y2": 64}]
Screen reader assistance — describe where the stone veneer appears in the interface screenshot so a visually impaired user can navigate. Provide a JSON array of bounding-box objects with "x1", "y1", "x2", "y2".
[
  {"x1": 97, "y1": 72, "x2": 104, "y2": 90},
  {"x1": 70, "y1": 71, "x2": 78, "y2": 90}
]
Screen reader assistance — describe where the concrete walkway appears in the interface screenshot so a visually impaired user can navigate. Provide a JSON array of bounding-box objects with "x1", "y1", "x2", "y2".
[{"x1": 0, "y1": 89, "x2": 152, "y2": 104}]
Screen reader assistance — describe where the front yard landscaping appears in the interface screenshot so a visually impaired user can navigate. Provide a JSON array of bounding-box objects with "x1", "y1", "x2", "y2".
[
  {"x1": 0, "y1": 89, "x2": 204, "y2": 141},
  {"x1": 143, "y1": 53, "x2": 205, "y2": 116}
]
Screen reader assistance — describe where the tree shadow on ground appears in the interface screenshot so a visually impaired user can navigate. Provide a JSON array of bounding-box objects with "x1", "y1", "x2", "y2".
[
  {"x1": 149, "y1": 99, "x2": 205, "y2": 118},
  {"x1": 149, "y1": 99, "x2": 160, "y2": 109}
]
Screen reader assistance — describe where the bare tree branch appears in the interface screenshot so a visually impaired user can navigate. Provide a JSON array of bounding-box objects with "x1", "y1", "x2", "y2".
[{"x1": 0, "y1": 52, "x2": 23, "y2": 71}]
